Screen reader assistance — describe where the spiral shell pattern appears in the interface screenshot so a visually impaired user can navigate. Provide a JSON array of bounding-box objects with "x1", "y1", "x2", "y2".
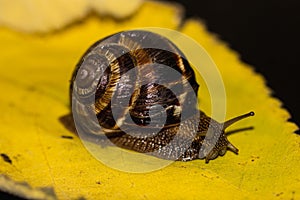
[
  {"x1": 70, "y1": 30, "x2": 253, "y2": 163},
  {"x1": 70, "y1": 30, "x2": 202, "y2": 159}
]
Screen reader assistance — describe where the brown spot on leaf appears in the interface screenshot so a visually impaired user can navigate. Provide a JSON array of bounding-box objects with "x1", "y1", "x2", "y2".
[
  {"x1": 275, "y1": 192, "x2": 283, "y2": 197},
  {"x1": 61, "y1": 135, "x2": 74, "y2": 139},
  {"x1": 1, "y1": 153, "x2": 12, "y2": 164},
  {"x1": 96, "y1": 181, "x2": 101, "y2": 185}
]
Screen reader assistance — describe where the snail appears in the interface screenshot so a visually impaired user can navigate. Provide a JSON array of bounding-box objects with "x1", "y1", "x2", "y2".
[{"x1": 70, "y1": 30, "x2": 254, "y2": 163}]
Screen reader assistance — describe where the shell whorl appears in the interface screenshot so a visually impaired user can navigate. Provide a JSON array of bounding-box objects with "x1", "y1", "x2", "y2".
[{"x1": 71, "y1": 31, "x2": 198, "y2": 131}]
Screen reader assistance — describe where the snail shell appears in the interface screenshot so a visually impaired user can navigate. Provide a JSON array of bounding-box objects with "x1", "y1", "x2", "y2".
[{"x1": 70, "y1": 30, "x2": 254, "y2": 163}]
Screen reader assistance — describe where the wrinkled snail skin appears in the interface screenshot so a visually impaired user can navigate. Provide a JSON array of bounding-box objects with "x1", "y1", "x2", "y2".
[{"x1": 70, "y1": 30, "x2": 254, "y2": 163}]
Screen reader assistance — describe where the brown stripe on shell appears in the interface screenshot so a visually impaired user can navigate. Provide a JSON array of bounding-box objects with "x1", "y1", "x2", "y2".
[{"x1": 93, "y1": 44, "x2": 132, "y2": 114}]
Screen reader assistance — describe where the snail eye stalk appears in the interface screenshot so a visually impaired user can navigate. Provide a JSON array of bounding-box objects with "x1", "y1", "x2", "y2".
[{"x1": 223, "y1": 112, "x2": 255, "y2": 130}]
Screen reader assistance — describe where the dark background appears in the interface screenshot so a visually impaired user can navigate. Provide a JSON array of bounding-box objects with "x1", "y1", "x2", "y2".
[
  {"x1": 1, "y1": 0, "x2": 299, "y2": 199},
  {"x1": 165, "y1": 0, "x2": 300, "y2": 129}
]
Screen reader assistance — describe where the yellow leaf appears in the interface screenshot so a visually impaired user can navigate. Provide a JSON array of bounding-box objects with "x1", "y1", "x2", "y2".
[
  {"x1": 0, "y1": 0, "x2": 144, "y2": 33},
  {"x1": 89, "y1": 0, "x2": 144, "y2": 18},
  {"x1": 0, "y1": 1, "x2": 299, "y2": 200}
]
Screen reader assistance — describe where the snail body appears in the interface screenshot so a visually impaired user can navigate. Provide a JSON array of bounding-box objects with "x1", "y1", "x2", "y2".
[{"x1": 70, "y1": 30, "x2": 254, "y2": 163}]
